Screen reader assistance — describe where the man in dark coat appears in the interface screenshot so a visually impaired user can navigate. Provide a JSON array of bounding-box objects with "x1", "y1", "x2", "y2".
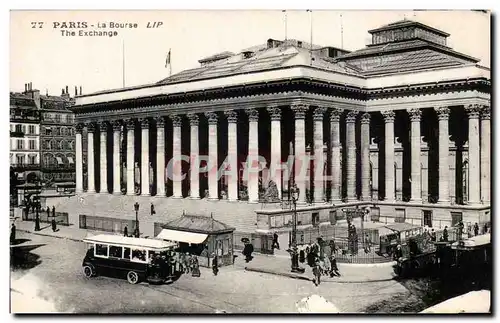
[
  {"x1": 46, "y1": 206, "x2": 50, "y2": 218},
  {"x1": 443, "y1": 226, "x2": 449, "y2": 241},
  {"x1": 212, "y1": 254, "x2": 219, "y2": 276},
  {"x1": 52, "y1": 206, "x2": 56, "y2": 218},
  {"x1": 474, "y1": 223, "x2": 479, "y2": 236},
  {"x1": 272, "y1": 232, "x2": 280, "y2": 250},
  {"x1": 123, "y1": 225, "x2": 128, "y2": 237},
  {"x1": 430, "y1": 229, "x2": 437, "y2": 242},
  {"x1": 150, "y1": 203, "x2": 156, "y2": 216},
  {"x1": 243, "y1": 242, "x2": 254, "y2": 263},
  {"x1": 51, "y1": 218, "x2": 57, "y2": 232},
  {"x1": 10, "y1": 223, "x2": 16, "y2": 244}
]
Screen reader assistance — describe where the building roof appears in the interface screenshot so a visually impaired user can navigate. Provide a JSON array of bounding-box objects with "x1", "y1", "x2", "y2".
[
  {"x1": 162, "y1": 214, "x2": 235, "y2": 234},
  {"x1": 368, "y1": 19, "x2": 450, "y2": 37}
]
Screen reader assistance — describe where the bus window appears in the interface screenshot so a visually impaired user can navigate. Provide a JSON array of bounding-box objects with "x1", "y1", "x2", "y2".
[
  {"x1": 148, "y1": 251, "x2": 157, "y2": 262},
  {"x1": 123, "y1": 247, "x2": 131, "y2": 260},
  {"x1": 96, "y1": 244, "x2": 108, "y2": 257},
  {"x1": 131, "y1": 248, "x2": 146, "y2": 262},
  {"x1": 109, "y1": 245, "x2": 123, "y2": 258}
]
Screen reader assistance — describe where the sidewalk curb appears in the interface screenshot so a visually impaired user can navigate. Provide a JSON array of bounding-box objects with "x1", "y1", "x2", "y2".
[
  {"x1": 244, "y1": 266, "x2": 396, "y2": 284},
  {"x1": 17, "y1": 229, "x2": 83, "y2": 243}
]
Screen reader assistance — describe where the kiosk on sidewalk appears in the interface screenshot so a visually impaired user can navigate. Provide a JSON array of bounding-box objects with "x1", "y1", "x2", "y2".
[{"x1": 156, "y1": 214, "x2": 236, "y2": 268}]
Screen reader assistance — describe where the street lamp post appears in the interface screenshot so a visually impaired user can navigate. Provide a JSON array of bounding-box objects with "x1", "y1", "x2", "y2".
[
  {"x1": 289, "y1": 184, "x2": 305, "y2": 273},
  {"x1": 134, "y1": 202, "x2": 140, "y2": 238}
]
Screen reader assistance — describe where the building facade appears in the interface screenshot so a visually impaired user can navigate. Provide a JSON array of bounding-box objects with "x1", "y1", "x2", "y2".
[
  {"x1": 39, "y1": 86, "x2": 77, "y2": 188},
  {"x1": 67, "y1": 20, "x2": 490, "y2": 237}
]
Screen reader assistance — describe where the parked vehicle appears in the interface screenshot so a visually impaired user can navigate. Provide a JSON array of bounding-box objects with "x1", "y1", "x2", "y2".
[{"x1": 82, "y1": 234, "x2": 181, "y2": 285}]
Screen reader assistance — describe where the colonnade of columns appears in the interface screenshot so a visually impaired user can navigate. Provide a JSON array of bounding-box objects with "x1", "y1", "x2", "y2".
[{"x1": 74, "y1": 103, "x2": 490, "y2": 206}]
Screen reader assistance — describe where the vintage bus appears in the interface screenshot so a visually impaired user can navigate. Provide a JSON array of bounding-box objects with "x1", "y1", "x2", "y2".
[{"x1": 82, "y1": 234, "x2": 182, "y2": 285}]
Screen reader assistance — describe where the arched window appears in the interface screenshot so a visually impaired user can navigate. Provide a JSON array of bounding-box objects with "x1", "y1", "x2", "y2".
[
  {"x1": 57, "y1": 140, "x2": 63, "y2": 150},
  {"x1": 69, "y1": 141, "x2": 74, "y2": 150}
]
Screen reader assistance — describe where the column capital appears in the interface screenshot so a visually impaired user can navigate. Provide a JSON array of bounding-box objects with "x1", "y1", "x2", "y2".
[
  {"x1": 329, "y1": 108, "x2": 343, "y2": 122},
  {"x1": 245, "y1": 108, "x2": 259, "y2": 122},
  {"x1": 204, "y1": 112, "x2": 218, "y2": 125},
  {"x1": 75, "y1": 123, "x2": 84, "y2": 133},
  {"x1": 313, "y1": 107, "x2": 327, "y2": 121},
  {"x1": 360, "y1": 112, "x2": 371, "y2": 124},
  {"x1": 267, "y1": 105, "x2": 282, "y2": 121},
  {"x1": 187, "y1": 113, "x2": 199, "y2": 126},
  {"x1": 291, "y1": 102, "x2": 309, "y2": 119},
  {"x1": 124, "y1": 118, "x2": 136, "y2": 129},
  {"x1": 99, "y1": 121, "x2": 109, "y2": 132},
  {"x1": 154, "y1": 115, "x2": 166, "y2": 127},
  {"x1": 86, "y1": 122, "x2": 96, "y2": 133},
  {"x1": 112, "y1": 120, "x2": 122, "y2": 131},
  {"x1": 139, "y1": 118, "x2": 151, "y2": 129},
  {"x1": 465, "y1": 104, "x2": 481, "y2": 119},
  {"x1": 435, "y1": 107, "x2": 450, "y2": 120},
  {"x1": 408, "y1": 108, "x2": 422, "y2": 122},
  {"x1": 481, "y1": 105, "x2": 491, "y2": 120},
  {"x1": 346, "y1": 110, "x2": 359, "y2": 123},
  {"x1": 381, "y1": 110, "x2": 395, "y2": 123},
  {"x1": 224, "y1": 110, "x2": 238, "y2": 123},
  {"x1": 170, "y1": 115, "x2": 182, "y2": 127}
]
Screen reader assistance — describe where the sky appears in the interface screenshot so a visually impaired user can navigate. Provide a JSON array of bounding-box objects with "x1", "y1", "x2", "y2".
[{"x1": 10, "y1": 10, "x2": 490, "y2": 96}]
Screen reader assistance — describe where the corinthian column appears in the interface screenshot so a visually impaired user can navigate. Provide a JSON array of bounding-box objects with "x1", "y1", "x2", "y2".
[
  {"x1": 480, "y1": 105, "x2": 490, "y2": 204},
  {"x1": 112, "y1": 121, "x2": 122, "y2": 194},
  {"x1": 330, "y1": 108, "x2": 342, "y2": 203},
  {"x1": 99, "y1": 121, "x2": 108, "y2": 194},
  {"x1": 267, "y1": 105, "x2": 282, "y2": 199},
  {"x1": 313, "y1": 107, "x2": 326, "y2": 203},
  {"x1": 188, "y1": 113, "x2": 200, "y2": 199},
  {"x1": 465, "y1": 104, "x2": 481, "y2": 205},
  {"x1": 245, "y1": 108, "x2": 259, "y2": 203},
  {"x1": 224, "y1": 110, "x2": 238, "y2": 201},
  {"x1": 291, "y1": 102, "x2": 308, "y2": 204},
  {"x1": 360, "y1": 112, "x2": 371, "y2": 201},
  {"x1": 86, "y1": 122, "x2": 96, "y2": 193},
  {"x1": 205, "y1": 112, "x2": 219, "y2": 200},
  {"x1": 346, "y1": 110, "x2": 358, "y2": 202},
  {"x1": 139, "y1": 118, "x2": 150, "y2": 196},
  {"x1": 382, "y1": 110, "x2": 395, "y2": 202},
  {"x1": 75, "y1": 124, "x2": 84, "y2": 193},
  {"x1": 408, "y1": 108, "x2": 422, "y2": 202},
  {"x1": 155, "y1": 116, "x2": 166, "y2": 196},
  {"x1": 171, "y1": 115, "x2": 183, "y2": 198},
  {"x1": 435, "y1": 107, "x2": 450, "y2": 204},
  {"x1": 125, "y1": 119, "x2": 136, "y2": 196}
]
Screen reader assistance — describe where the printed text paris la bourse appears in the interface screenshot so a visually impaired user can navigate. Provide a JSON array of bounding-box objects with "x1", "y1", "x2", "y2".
[{"x1": 31, "y1": 21, "x2": 164, "y2": 37}]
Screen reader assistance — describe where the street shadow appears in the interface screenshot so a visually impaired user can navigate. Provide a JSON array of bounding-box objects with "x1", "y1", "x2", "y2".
[
  {"x1": 10, "y1": 238, "x2": 31, "y2": 246},
  {"x1": 10, "y1": 244, "x2": 45, "y2": 271}
]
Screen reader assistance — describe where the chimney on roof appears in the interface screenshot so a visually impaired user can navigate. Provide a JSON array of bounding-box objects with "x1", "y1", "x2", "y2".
[
  {"x1": 62, "y1": 88, "x2": 65, "y2": 95},
  {"x1": 75, "y1": 86, "x2": 78, "y2": 97},
  {"x1": 79, "y1": 86, "x2": 82, "y2": 95},
  {"x1": 24, "y1": 83, "x2": 27, "y2": 92},
  {"x1": 65, "y1": 85, "x2": 69, "y2": 94}
]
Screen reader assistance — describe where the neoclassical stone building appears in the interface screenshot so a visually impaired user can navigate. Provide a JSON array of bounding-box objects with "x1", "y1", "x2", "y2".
[{"x1": 61, "y1": 19, "x2": 490, "y2": 238}]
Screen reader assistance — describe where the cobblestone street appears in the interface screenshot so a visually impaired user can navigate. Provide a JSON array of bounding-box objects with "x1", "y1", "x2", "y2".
[{"x1": 10, "y1": 231, "x2": 410, "y2": 313}]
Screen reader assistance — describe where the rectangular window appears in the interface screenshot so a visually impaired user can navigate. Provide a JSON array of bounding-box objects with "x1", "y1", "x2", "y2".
[
  {"x1": 29, "y1": 125, "x2": 35, "y2": 134},
  {"x1": 29, "y1": 140, "x2": 35, "y2": 150},
  {"x1": 423, "y1": 210, "x2": 433, "y2": 227},
  {"x1": 109, "y1": 245, "x2": 123, "y2": 258},
  {"x1": 95, "y1": 244, "x2": 108, "y2": 257},
  {"x1": 222, "y1": 239, "x2": 229, "y2": 255},
  {"x1": 28, "y1": 155, "x2": 36, "y2": 164},
  {"x1": 16, "y1": 155, "x2": 25, "y2": 164},
  {"x1": 45, "y1": 127, "x2": 52, "y2": 135},
  {"x1": 312, "y1": 212, "x2": 320, "y2": 227},
  {"x1": 395, "y1": 208, "x2": 406, "y2": 223},
  {"x1": 15, "y1": 124, "x2": 22, "y2": 133},
  {"x1": 55, "y1": 115, "x2": 61, "y2": 123},
  {"x1": 17, "y1": 140, "x2": 24, "y2": 150},
  {"x1": 451, "y1": 212, "x2": 463, "y2": 227},
  {"x1": 131, "y1": 248, "x2": 147, "y2": 262},
  {"x1": 123, "y1": 247, "x2": 131, "y2": 260}
]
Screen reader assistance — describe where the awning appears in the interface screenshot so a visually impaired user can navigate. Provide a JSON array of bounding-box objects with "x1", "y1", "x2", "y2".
[
  {"x1": 156, "y1": 229, "x2": 208, "y2": 244},
  {"x1": 56, "y1": 157, "x2": 63, "y2": 164},
  {"x1": 67, "y1": 156, "x2": 74, "y2": 164}
]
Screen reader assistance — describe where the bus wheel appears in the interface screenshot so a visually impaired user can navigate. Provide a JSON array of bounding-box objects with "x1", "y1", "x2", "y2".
[
  {"x1": 127, "y1": 271, "x2": 139, "y2": 284},
  {"x1": 83, "y1": 265, "x2": 94, "y2": 278}
]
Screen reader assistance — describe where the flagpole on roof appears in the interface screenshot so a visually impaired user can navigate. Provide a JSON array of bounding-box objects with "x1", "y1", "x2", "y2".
[
  {"x1": 340, "y1": 13, "x2": 344, "y2": 49},
  {"x1": 307, "y1": 9, "x2": 313, "y2": 65},
  {"x1": 169, "y1": 48, "x2": 172, "y2": 77},
  {"x1": 282, "y1": 10, "x2": 288, "y2": 41}
]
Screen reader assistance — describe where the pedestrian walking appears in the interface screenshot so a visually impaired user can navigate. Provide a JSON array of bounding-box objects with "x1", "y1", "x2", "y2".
[
  {"x1": 52, "y1": 206, "x2": 56, "y2": 218},
  {"x1": 430, "y1": 229, "x2": 437, "y2": 242},
  {"x1": 191, "y1": 255, "x2": 201, "y2": 277},
  {"x1": 272, "y1": 232, "x2": 280, "y2": 250},
  {"x1": 243, "y1": 241, "x2": 254, "y2": 263},
  {"x1": 329, "y1": 254, "x2": 341, "y2": 277},
  {"x1": 185, "y1": 253, "x2": 191, "y2": 274},
  {"x1": 46, "y1": 206, "x2": 50, "y2": 218},
  {"x1": 51, "y1": 218, "x2": 57, "y2": 232},
  {"x1": 212, "y1": 254, "x2": 219, "y2": 276},
  {"x1": 443, "y1": 226, "x2": 449, "y2": 242},
  {"x1": 10, "y1": 223, "x2": 16, "y2": 244},
  {"x1": 312, "y1": 259, "x2": 321, "y2": 286},
  {"x1": 474, "y1": 223, "x2": 479, "y2": 236},
  {"x1": 123, "y1": 225, "x2": 128, "y2": 237},
  {"x1": 150, "y1": 203, "x2": 156, "y2": 216},
  {"x1": 364, "y1": 234, "x2": 372, "y2": 253},
  {"x1": 484, "y1": 223, "x2": 488, "y2": 234}
]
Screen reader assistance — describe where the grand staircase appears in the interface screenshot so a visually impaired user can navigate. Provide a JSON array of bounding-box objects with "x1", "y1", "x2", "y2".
[{"x1": 51, "y1": 193, "x2": 278, "y2": 234}]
